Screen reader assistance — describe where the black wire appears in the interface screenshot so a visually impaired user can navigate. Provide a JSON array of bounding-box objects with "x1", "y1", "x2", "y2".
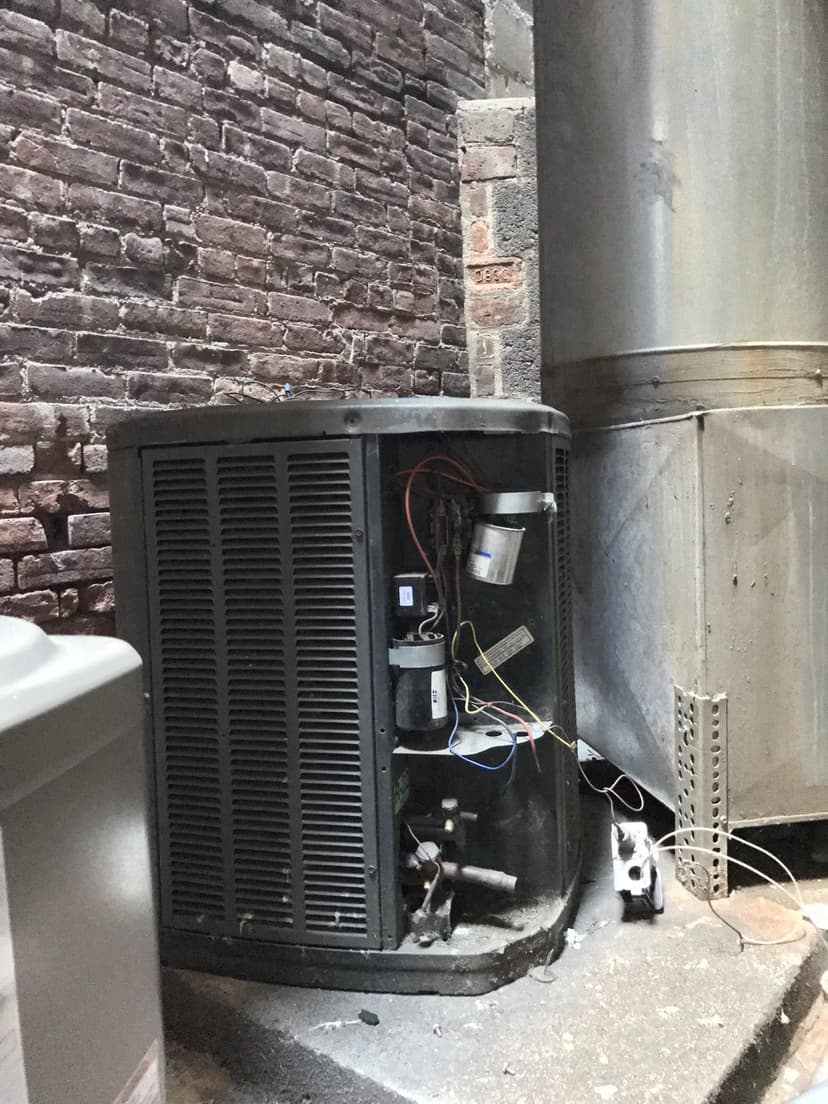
[{"x1": 694, "y1": 862, "x2": 745, "y2": 951}]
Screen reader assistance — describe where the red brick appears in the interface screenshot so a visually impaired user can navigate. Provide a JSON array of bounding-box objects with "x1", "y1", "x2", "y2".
[
  {"x1": 0, "y1": 517, "x2": 47, "y2": 552},
  {"x1": 0, "y1": 402, "x2": 89, "y2": 445},
  {"x1": 62, "y1": 0, "x2": 106, "y2": 36},
  {"x1": 0, "y1": 559, "x2": 13, "y2": 594},
  {"x1": 99, "y1": 83, "x2": 188, "y2": 139},
  {"x1": 17, "y1": 479, "x2": 108, "y2": 513},
  {"x1": 17, "y1": 546, "x2": 112, "y2": 589},
  {"x1": 79, "y1": 580, "x2": 114, "y2": 613},
  {"x1": 0, "y1": 589, "x2": 59, "y2": 622},
  {"x1": 28, "y1": 364, "x2": 126, "y2": 402},
  {"x1": 127, "y1": 372, "x2": 212, "y2": 404},
  {"x1": 468, "y1": 288, "x2": 526, "y2": 328},
  {"x1": 67, "y1": 109, "x2": 162, "y2": 164},
  {"x1": 0, "y1": 86, "x2": 61, "y2": 135},
  {"x1": 0, "y1": 165, "x2": 63, "y2": 213},
  {"x1": 195, "y1": 215, "x2": 268, "y2": 256},
  {"x1": 206, "y1": 313, "x2": 283, "y2": 346},
  {"x1": 0, "y1": 204, "x2": 29, "y2": 243},
  {"x1": 0, "y1": 447, "x2": 35, "y2": 474},
  {"x1": 109, "y1": 10, "x2": 148, "y2": 52},
  {"x1": 59, "y1": 587, "x2": 80, "y2": 617},
  {"x1": 30, "y1": 214, "x2": 79, "y2": 252},
  {"x1": 69, "y1": 184, "x2": 163, "y2": 231},
  {"x1": 121, "y1": 302, "x2": 207, "y2": 339},
  {"x1": 15, "y1": 290, "x2": 119, "y2": 330},
  {"x1": 177, "y1": 277, "x2": 265, "y2": 316},
  {"x1": 80, "y1": 444, "x2": 107, "y2": 473},
  {"x1": 268, "y1": 293, "x2": 332, "y2": 324},
  {"x1": 120, "y1": 162, "x2": 203, "y2": 207},
  {"x1": 56, "y1": 30, "x2": 152, "y2": 91},
  {"x1": 261, "y1": 107, "x2": 326, "y2": 151},
  {"x1": 467, "y1": 260, "x2": 524, "y2": 288},
  {"x1": 153, "y1": 67, "x2": 201, "y2": 108},
  {"x1": 0, "y1": 247, "x2": 79, "y2": 290},
  {"x1": 0, "y1": 10, "x2": 53, "y2": 54},
  {"x1": 67, "y1": 511, "x2": 111, "y2": 547}
]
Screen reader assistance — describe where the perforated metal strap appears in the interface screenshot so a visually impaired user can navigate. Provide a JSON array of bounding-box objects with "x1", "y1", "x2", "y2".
[{"x1": 675, "y1": 686, "x2": 729, "y2": 899}]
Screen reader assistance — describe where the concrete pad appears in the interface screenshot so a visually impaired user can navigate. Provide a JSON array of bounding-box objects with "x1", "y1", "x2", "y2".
[{"x1": 163, "y1": 795, "x2": 828, "y2": 1104}]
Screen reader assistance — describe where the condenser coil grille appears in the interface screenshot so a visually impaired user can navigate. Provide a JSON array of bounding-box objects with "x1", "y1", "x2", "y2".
[{"x1": 144, "y1": 440, "x2": 380, "y2": 949}]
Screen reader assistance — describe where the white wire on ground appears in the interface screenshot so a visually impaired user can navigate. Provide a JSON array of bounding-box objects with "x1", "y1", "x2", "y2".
[
  {"x1": 654, "y1": 826, "x2": 805, "y2": 908},
  {"x1": 653, "y1": 844, "x2": 805, "y2": 946}
]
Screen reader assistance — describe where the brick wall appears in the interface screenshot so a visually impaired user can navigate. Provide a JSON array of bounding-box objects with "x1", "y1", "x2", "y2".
[
  {"x1": 0, "y1": 0, "x2": 484, "y2": 632},
  {"x1": 459, "y1": 97, "x2": 539, "y2": 400}
]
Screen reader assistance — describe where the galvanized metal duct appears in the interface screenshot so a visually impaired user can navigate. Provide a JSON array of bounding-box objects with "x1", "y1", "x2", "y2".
[{"x1": 535, "y1": 0, "x2": 828, "y2": 424}]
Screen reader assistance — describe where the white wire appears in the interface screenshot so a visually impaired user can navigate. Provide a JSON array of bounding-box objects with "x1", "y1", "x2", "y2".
[
  {"x1": 654, "y1": 826, "x2": 804, "y2": 908},
  {"x1": 654, "y1": 844, "x2": 805, "y2": 946}
]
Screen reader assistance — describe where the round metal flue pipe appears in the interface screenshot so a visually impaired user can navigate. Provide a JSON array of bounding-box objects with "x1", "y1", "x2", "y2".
[{"x1": 534, "y1": 0, "x2": 828, "y2": 424}]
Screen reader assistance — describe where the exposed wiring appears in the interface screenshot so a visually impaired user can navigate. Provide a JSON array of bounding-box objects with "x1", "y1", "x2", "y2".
[
  {"x1": 447, "y1": 696, "x2": 517, "y2": 772},
  {"x1": 574, "y1": 750, "x2": 646, "y2": 818},
  {"x1": 654, "y1": 826, "x2": 804, "y2": 908},
  {"x1": 452, "y1": 620, "x2": 575, "y2": 753},
  {"x1": 693, "y1": 863, "x2": 751, "y2": 951},
  {"x1": 652, "y1": 844, "x2": 806, "y2": 947},
  {"x1": 403, "y1": 456, "x2": 484, "y2": 637}
]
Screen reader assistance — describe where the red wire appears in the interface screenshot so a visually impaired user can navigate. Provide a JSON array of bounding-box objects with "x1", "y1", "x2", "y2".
[
  {"x1": 398, "y1": 455, "x2": 490, "y2": 493},
  {"x1": 405, "y1": 459, "x2": 441, "y2": 586},
  {"x1": 404, "y1": 455, "x2": 488, "y2": 584},
  {"x1": 488, "y1": 704, "x2": 540, "y2": 772}
]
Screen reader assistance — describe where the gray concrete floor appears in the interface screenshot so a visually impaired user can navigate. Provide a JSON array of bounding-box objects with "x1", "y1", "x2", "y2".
[{"x1": 164, "y1": 788, "x2": 828, "y2": 1104}]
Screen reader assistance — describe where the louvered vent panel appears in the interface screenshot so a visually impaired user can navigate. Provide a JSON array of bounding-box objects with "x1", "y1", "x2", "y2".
[
  {"x1": 151, "y1": 458, "x2": 224, "y2": 920},
  {"x1": 288, "y1": 453, "x2": 368, "y2": 936},
  {"x1": 554, "y1": 447, "x2": 575, "y2": 738},
  {"x1": 217, "y1": 456, "x2": 293, "y2": 931}
]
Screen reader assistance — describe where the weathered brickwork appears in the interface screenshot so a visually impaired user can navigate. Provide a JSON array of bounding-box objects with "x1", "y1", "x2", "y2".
[
  {"x1": 0, "y1": 0, "x2": 484, "y2": 632},
  {"x1": 458, "y1": 97, "x2": 539, "y2": 400}
]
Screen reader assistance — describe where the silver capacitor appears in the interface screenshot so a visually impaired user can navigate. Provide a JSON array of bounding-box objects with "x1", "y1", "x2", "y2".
[{"x1": 466, "y1": 521, "x2": 525, "y2": 586}]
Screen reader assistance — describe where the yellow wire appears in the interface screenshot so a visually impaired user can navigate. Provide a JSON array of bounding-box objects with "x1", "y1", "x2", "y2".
[{"x1": 452, "y1": 620, "x2": 575, "y2": 751}]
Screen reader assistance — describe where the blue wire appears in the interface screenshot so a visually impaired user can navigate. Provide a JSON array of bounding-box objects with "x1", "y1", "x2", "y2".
[{"x1": 448, "y1": 697, "x2": 518, "y2": 771}]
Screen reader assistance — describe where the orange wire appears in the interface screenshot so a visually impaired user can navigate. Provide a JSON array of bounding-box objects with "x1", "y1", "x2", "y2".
[{"x1": 403, "y1": 455, "x2": 489, "y2": 584}]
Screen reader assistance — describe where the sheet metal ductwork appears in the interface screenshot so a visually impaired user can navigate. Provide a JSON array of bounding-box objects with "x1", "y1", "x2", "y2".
[{"x1": 535, "y1": 0, "x2": 828, "y2": 890}]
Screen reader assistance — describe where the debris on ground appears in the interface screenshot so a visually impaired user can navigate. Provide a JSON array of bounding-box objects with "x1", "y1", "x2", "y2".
[
  {"x1": 312, "y1": 1019, "x2": 360, "y2": 1032},
  {"x1": 432, "y1": 1024, "x2": 442, "y2": 1037},
  {"x1": 359, "y1": 1009, "x2": 380, "y2": 1026},
  {"x1": 564, "y1": 927, "x2": 585, "y2": 948},
  {"x1": 503, "y1": 1063, "x2": 516, "y2": 1076}
]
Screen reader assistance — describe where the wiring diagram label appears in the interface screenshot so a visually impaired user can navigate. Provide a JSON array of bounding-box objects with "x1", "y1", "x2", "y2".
[
  {"x1": 474, "y1": 625, "x2": 535, "y2": 674},
  {"x1": 398, "y1": 586, "x2": 414, "y2": 607}
]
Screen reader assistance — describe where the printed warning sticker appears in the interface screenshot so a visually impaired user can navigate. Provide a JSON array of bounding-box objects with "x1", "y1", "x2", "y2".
[{"x1": 474, "y1": 625, "x2": 535, "y2": 674}]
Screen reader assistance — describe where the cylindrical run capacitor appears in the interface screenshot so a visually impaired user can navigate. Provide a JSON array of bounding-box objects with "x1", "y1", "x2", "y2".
[
  {"x1": 466, "y1": 521, "x2": 525, "y2": 586},
  {"x1": 388, "y1": 633, "x2": 448, "y2": 732}
]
